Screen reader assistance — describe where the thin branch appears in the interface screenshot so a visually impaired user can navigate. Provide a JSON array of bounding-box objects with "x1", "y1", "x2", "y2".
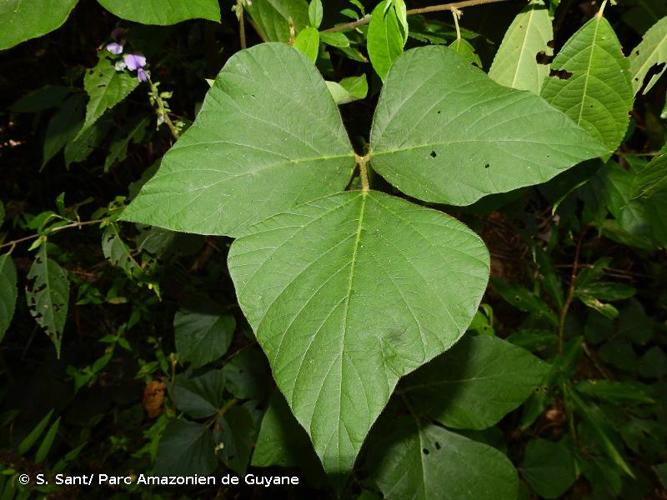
[
  {"x1": 558, "y1": 230, "x2": 586, "y2": 354},
  {"x1": 0, "y1": 219, "x2": 104, "y2": 251},
  {"x1": 324, "y1": 0, "x2": 514, "y2": 33}
]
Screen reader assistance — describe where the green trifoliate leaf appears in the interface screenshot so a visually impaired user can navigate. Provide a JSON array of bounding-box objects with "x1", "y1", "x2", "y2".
[
  {"x1": 401, "y1": 335, "x2": 550, "y2": 430},
  {"x1": 521, "y1": 438, "x2": 577, "y2": 499},
  {"x1": 154, "y1": 420, "x2": 216, "y2": 475},
  {"x1": 370, "y1": 46, "x2": 606, "y2": 206},
  {"x1": 629, "y1": 17, "x2": 667, "y2": 95},
  {"x1": 97, "y1": 0, "x2": 220, "y2": 25},
  {"x1": 367, "y1": 1, "x2": 404, "y2": 80},
  {"x1": 449, "y1": 38, "x2": 482, "y2": 67},
  {"x1": 0, "y1": 253, "x2": 17, "y2": 342},
  {"x1": 541, "y1": 13, "x2": 633, "y2": 154},
  {"x1": 122, "y1": 44, "x2": 355, "y2": 237},
  {"x1": 245, "y1": 0, "x2": 309, "y2": 42},
  {"x1": 489, "y1": 0, "x2": 553, "y2": 94},
  {"x1": 326, "y1": 74, "x2": 368, "y2": 105},
  {"x1": 0, "y1": 0, "x2": 78, "y2": 50},
  {"x1": 78, "y1": 55, "x2": 139, "y2": 140},
  {"x1": 228, "y1": 190, "x2": 489, "y2": 475},
  {"x1": 368, "y1": 415, "x2": 518, "y2": 500},
  {"x1": 174, "y1": 310, "x2": 235, "y2": 368},
  {"x1": 293, "y1": 26, "x2": 320, "y2": 62},
  {"x1": 26, "y1": 245, "x2": 70, "y2": 357}
]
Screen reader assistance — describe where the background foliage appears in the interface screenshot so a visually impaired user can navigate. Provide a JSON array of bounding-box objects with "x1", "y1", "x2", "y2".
[{"x1": 0, "y1": 0, "x2": 666, "y2": 498}]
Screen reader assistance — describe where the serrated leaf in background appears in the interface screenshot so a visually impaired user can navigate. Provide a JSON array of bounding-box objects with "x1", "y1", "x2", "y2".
[
  {"x1": 25, "y1": 245, "x2": 70, "y2": 357},
  {"x1": 78, "y1": 55, "x2": 139, "y2": 141},
  {"x1": 489, "y1": 0, "x2": 553, "y2": 94},
  {"x1": 629, "y1": 17, "x2": 667, "y2": 95},
  {"x1": 541, "y1": 13, "x2": 633, "y2": 154},
  {"x1": 97, "y1": 0, "x2": 220, "y2": 25},
  {"x1": 122, "y1": 44, "x2": 355, "y2": 237},
  {"x1": 228, "y1": 190, "x2": 489, "y2": 475},
  {"x1": 370, "y1": 46, "x2": 606, "y2": 206}
]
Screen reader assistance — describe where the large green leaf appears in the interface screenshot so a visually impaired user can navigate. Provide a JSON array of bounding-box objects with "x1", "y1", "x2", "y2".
[
  {"x1": 541, "y1": 13, "x2": 633, "y2": 154},
  {"x1": 78, "y1": 55, "x2": 139, "y2": 140},
  {"x1": 369, "y1": 46, "x2": 606, "y2": 206},
  {"x1": 97, "y1": 0, "x2": 220, "y2": 25},
  {"x1": 122, "y1": 43, "x2": 354, "y2": 237},
  {"x1": 629, "y1": 17, "x2": 667, "y2": 95},
  {"x1": 26, "y1": 245, "x2": 70, "y2": 357},
  {"x1": 367, "y1": 415, "x2": 518, "y2": 500},
  {"x1": 0, "y1": 0, "x2": 78, "y2": 50},
  {"x1": 0, "y1": 254, "x2": 17, "y2": 341},
  {"x1": 401, "y1": 335, "x2": 550, "y2": 430},
  {"x1": 489, "y1": 0, "x2": 553, "y2": 94},
  {"x1": 228, "y1": 190, "x2": 489, "y2": 475},
  {"x1": 367, "y1": 1, "x2": 405, "y2": 80},
  {"x1": 245, "y1": 0, "x2": 309, "y2": 42},
  {"x1": 174, "y1": 310, "x2": 235, "y2": 368}
]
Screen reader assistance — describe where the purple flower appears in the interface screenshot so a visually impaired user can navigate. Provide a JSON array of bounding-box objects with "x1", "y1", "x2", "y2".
[
  {"x1": 106, "y1": 42, "x2": 123, "y2": 55},
  {"x1": 123, "y1": 53, "x2": 146, "y2": 71},
  {"x1": 136, "y1": 68, "x2": 150, "y2": 82}
]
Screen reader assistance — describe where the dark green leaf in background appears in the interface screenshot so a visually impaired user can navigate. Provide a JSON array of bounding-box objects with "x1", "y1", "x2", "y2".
[
  {"x1": 174, "y1": 310, "x2": 235, "y2": 368},
  {"x1": 154, "y1": 420, "x2": 216, "y2": 475},
  {"x1": 0, "y1": 254, "x2": 17, "y2": 342},
  {"x1": 521, "y1": 438, "x2": 577, "y2": 499},
  {"x1": 401, "y1": 335, "x2": 550, "y2": 429},
  {"x1": 368, "y1": 415, "x2": 518, "y2": 500}
]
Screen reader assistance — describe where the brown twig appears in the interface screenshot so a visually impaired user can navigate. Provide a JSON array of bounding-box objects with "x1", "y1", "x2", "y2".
[{"x1": 324, "y1": 0, "x2": 515, "y2": 33}]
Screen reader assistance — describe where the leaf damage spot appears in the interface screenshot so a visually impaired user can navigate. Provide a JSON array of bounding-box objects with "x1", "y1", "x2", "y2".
[{"x1": 549, "y1": 68, "x2": 573, "y2": 80}]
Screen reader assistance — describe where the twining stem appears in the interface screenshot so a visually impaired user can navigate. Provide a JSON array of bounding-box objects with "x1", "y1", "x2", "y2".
[
  {"x1": 558, "y1": 229, "x2": 586, "y2": 354},
  {"x1": 355, "y1": 154, "x2": 371, "y2": 192},
  {"x1": 0, "y1": 219, "x2": 104, "y2": 252},
  {"x1": 323, "y1": 0, "x2": 513, "y2": 33}
]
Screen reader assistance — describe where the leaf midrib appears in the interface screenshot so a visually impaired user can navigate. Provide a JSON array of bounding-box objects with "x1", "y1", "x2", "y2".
[{"x1": 575, "y1": 16, "x2": 603, "y2": 126}]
